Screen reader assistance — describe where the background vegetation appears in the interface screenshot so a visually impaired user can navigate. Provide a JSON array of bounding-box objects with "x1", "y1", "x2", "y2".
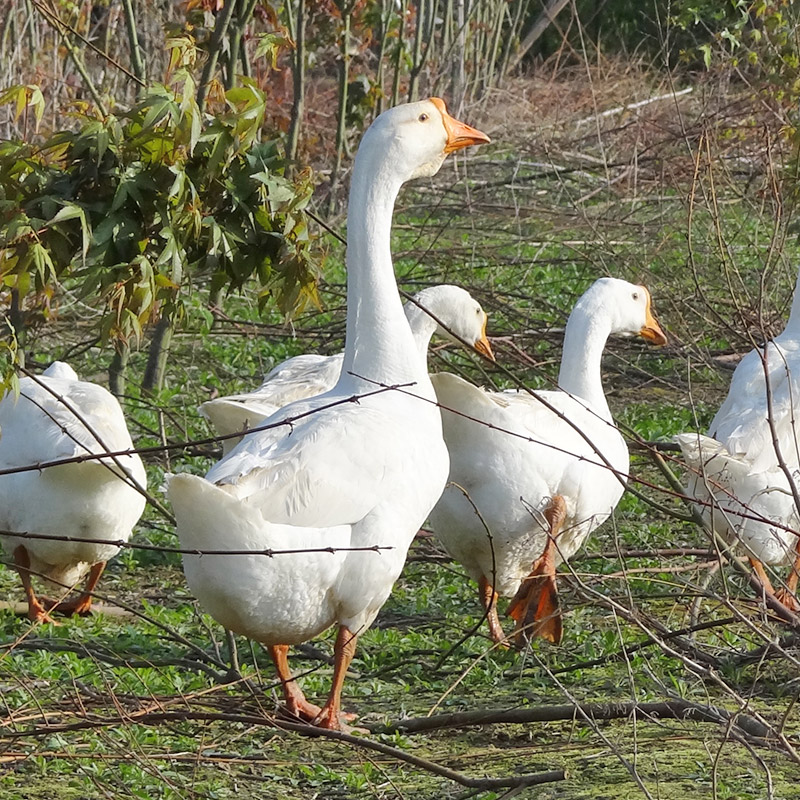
[{"x1": 2, "y1": 0, "x2": 800, "y2": 797}]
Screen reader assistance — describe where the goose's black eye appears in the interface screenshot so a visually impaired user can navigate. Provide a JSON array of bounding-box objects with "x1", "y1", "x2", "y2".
[
  {"x1": 632, "y1": 292, "x2": 639, "y2": 301},
  {"x1": 418, "y1": 113, "x2": 429, "y2": 122}
]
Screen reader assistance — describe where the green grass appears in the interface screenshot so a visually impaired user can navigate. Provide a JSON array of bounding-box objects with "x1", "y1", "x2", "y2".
[{"x1": 2, "y1": 542, "x2": 798, "y2": 799}]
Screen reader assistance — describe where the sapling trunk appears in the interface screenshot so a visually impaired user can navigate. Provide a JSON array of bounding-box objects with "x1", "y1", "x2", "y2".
[
  {"x1": 286, "y1": 0, "x2": 306, "y2": 166},
  {"x1": 109, "y1": 341, "x2": 130, "y2": 398},
  {"x1": 142, "y1": 315, "x2": 173, "y2": 394},
  {"x1": 327, "y1": 3, "x2": 351, "y2": 215}
]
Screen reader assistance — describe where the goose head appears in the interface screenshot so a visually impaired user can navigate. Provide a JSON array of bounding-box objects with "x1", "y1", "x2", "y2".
[
  {"x1": 415, "y1": 285, "x2": 495, "y2": 359},
  {"x1": 409, "y1": 285, "x2": 495, "y2": 360},
  {"x1": 359, "y1": 98, "x2": 490, "y2": 182},
  {"x1": 579, "y1": 278, "x2": 667, "y2": 345}
]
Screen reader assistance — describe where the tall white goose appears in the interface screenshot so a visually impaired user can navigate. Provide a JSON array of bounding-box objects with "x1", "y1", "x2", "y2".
[
  {"x1": 429, "y1": 279, "x2": 666, "y2": 645},
  {"x1": 675, "y1": 268, "x2": 800, "y2": 610},
  {"x1": 200, "y1": 285, "x2": 494, "y2": 454},
  {"x1": 0, "y1": 362, "x2": 147, "y2": 623},
  {"x1": 167, "y1": 99, "x2": 489, "y2": 729}
]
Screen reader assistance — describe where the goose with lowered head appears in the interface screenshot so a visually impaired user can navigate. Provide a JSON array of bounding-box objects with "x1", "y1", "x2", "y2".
[
  {"x1": 167, "y1": 99, "x2": 489, "y2": 729},
  {"x1": 675, "y1": 267, "x2": 800, "y2": 611},
  {"x1": 0, "y1": 362, "x2": 147, "y2": 623},
  {"x1": 200, "y1": 284, "x2": 494, "y2": 454},
  {"x1": 429, "y1": 278, "x2": 666, "y2": 645}
]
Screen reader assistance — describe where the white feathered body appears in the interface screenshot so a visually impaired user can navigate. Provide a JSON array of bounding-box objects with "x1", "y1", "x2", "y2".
[
  {"x1": 0, "y1": 363, "x2": 147, "y2": 588},
  {"x1": 676, "y1": 432, "x2": 800, "y2": 566},
  {"x1": 170, "y1": 378, "x2": 449, "y2": 645},
  {"x1": 708, "y1": 336, "x2": 800, "y2": 473},
  {"x1": 429, "y1": 373, "x2": 628, "y2": 596},
  {"x1": 676, "y1": 314, "x2": 800, "y2": 566}
]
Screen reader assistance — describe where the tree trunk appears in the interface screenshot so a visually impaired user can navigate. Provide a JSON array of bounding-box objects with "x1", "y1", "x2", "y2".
[
  {"x1": 407, "y1": 0, "x2": 426, "y2": 102},
  {"x1": 286, "y1": 0, "x2": 306, "y2": 166},
  {"x1": 196, "y1": 0, "x2": 239, "y2": 110},
  {"x1": 451, "y1": 0, "x2": 466, "y2": 116},
  {"x1": 142, "y1": 315, "x2": 173, "y2": 394},
  {"x1": 327, "y1": 4, "x2": 351, "y2": 215},
  {"x1": 109, "y1": 341, "x2": 130, "y2": 397},
  {"x1": 508, "y1": 0, "x2": 571, "y2": 73}
]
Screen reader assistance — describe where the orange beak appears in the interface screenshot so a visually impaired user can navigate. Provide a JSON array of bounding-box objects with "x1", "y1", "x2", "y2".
[
  {"x1": 430, "y1": 97, "x2": 491, "y2": 153},
  {"x1": 639, "y1": 288, "x2": 667, "y2": 346},
  {"x1": 474, "y1": 314, "x2": 495, "y2": 361}
]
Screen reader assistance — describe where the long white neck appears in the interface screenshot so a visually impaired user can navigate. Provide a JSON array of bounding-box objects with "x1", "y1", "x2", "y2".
[
  {"x1": 403, "y1": 301, "x2": 441, "y2": 362},
  {"x1": 557, "y1": 303, "x2": 613, "y2": 421},
  {"x1": 339, "y1": 149, "x2": 426, "y2": 389}
]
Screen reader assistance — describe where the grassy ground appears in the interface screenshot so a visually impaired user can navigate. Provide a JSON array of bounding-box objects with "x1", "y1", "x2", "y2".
[{"x1": 3, "y1": 64, "x2": 800, "y2": 798}]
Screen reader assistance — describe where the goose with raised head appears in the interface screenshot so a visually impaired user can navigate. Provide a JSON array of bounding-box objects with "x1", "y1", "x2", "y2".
[
  {"x1": 428, "y1": 278, "x2": 667, "y2": 645},
  {"x1": 167, "y1": 99, "x2": 489, "y2": 729},
  {"x1": 0, "y1": 362, "x2": 147, "y2": 623},
  {"x1": 675, "y1": 267, "x2": 800, "y2": 611},
  {"x1": 200, "y1": 284, "x2": 494, "y2": 454}
]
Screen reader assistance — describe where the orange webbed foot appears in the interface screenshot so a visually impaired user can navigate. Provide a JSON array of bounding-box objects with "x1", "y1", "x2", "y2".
[
  {"x1": 312, "y1": 705, "x2": 366, "y2": 733},
  {"x1": 53, "y1": 596, "x2": 94, "y2": 617},
  {"x1": 26, "y1": 601, "x2": 60, "y2": 626},
  {"x1": 774, "y1": 587, "x2": 800, "y2": 613},
  {"x1": 507, "y1": 566, "x2": 562, "y2": 646},
  {"x1": 281, "y1": 696, "x2": 358, "y2": 726}
]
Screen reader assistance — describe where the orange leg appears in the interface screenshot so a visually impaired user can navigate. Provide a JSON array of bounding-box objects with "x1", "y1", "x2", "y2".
[
  {"x1": 13, "y1": 546, "x2": 58, "y2": 625},
  {"x1": 55, "y1": 562, "x2": 105, "y2": 616},
  {"x1": 507, "y1": 496, "x2": 567, "y2": 646},
  {"x1": 313, "y1": 626, "x2": 359, "y2": 731},
  {"x1": 750, "y1": 557, "x2": 777, "y2": 598},
  {"x1": 478, "y1": 575, "x2": 508, "y2": 647},
  {"x1": 774, "y1": 541, "x2": 800, "y2": 613},
  {"x1": 750, "y1": 556, "x2": 800, "y2": 613},
  {"x1": 269, "y1": 644, "x2": 324, "y2": 722}
]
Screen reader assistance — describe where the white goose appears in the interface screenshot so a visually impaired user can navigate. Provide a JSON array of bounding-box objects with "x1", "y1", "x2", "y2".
[
  {"x1": 675, "y1": 268, "x2": 800, "y2": 610},
  {"x1": 429, "y1": 278, "x2": 666, "y2": 645},
  {"x1": 167, "y1": 99, "x2": 489, "y2": 729},
  {"x1": 200, "y1": 285, "x2": 494, "y2": 455},
  {"x1": 0, "y1": 362, "x2": 147, "y2": 623}
]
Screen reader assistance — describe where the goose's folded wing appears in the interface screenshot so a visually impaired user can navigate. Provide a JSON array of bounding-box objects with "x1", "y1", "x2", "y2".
[
  {"x1": 251, "y1": 353, "x2": 344, "y2": 407},
  {"x1": 200, "y1": 354, "x2": 345, "y2": 438},
  {"x1": 206, "y1": 400, "x2": 411, "y2": 528}
]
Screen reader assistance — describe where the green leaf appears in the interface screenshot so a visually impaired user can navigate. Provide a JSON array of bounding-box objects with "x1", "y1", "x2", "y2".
[{"x1": 46, "y1": 204, "x2": 91, "y2": 259}]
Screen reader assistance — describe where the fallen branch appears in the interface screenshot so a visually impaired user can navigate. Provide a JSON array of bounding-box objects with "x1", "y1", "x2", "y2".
[
  {"x1": 373, "y1": 698, "x2": 770, "y2": 739},
  {"x1": 574, "y1": 87, "x2": 694, "y2": 127}
]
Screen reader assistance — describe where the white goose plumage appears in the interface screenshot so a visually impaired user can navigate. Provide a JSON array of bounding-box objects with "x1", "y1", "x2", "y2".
[
  {"x1": 167, "y1": 98, "x2": 489, "y2": 729},
  {"x1": 0, "y1": 362, "x2": 146, "y2": 623},
  {"x1": 200, "y1": 285, "x2": 494, "y2": 455},
  {"x1": 429, "y1": 278, "x2": 666, "y2": 645},
  {"x1": 675, "y1": 268, "x2": 800, "y2": 610}
]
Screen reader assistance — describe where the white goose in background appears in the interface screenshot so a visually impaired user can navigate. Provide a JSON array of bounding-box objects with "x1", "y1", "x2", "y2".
[
  {"x1": 0, "y1": 362, "x2": 147, "y2": 623},
  {"x1": 429, "y1": 278, "x2": 666, "y2": 645},
  {"x1": 675, "y1": 267, "x2": 800, "y2": 611},
  {"x1": 168, "y1": 99, "x2": 489, "y2": 730},
  {"x1": 200, "y1": 285, "x2": 495, "y2": 455}
]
